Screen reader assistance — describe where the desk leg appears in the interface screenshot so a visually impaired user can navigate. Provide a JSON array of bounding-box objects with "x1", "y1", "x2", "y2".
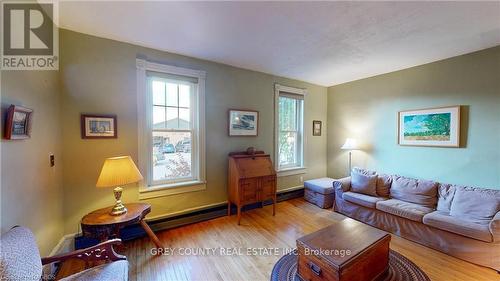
[
  {"x1": 273, "y1": 197, "x2": 276, "y2": 216},
  {"x1": 139, "y1": 219, "x2": 163, "y2": 248},
  {"x1": 237, "y1": 206, "x2": 241, "y2": 225}
]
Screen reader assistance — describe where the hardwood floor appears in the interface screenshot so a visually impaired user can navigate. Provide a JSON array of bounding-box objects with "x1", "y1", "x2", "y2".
[{"x1": 58, "y1": 198, "x2": 499, "y2": 280}]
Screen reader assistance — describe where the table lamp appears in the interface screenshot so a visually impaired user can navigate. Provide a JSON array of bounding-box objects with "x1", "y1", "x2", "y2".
[
  {"x1": 96, "y1": 156, "x2": 143, "y2": 216},
  {"x1": 341, "y1": 138, "x2": 359, "y2": 174}
]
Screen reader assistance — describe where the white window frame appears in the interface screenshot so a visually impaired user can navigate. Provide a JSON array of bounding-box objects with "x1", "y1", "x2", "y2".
[
  {"x1": 274, "y1": 84, "x2": 307, "y2": 176},
  {"x1": 137, "y1": 59, "x2": 206, "y2": 199}
]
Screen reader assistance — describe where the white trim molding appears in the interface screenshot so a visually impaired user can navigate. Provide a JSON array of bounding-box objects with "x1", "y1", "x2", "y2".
[
  {"x1": 49, "y1": 233, "x2": 77, "y2": 256},
  {"x1": 277, "y1": 184, "x2": 305, "y2": 193},
  {"x1": 136, "y1": 58, "x2": 206, "y2": 197},
  {"x1": 139, "y1": 180, "x2": 206, "y2": 200},
  {"x1": 274, "y1": 83, "x2": 307, "y2": 173},
  {"x1": 277, "y1": 167, "x2": 307, "y2": 177}
]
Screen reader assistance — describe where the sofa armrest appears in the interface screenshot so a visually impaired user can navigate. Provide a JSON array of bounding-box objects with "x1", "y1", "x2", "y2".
[
  {"x1": 333, "y1": 177, "x2": 351, "y2": 195},
  {"x1": 489, "y1": 211, "x2": 500, "y2": 242},
  {"x1": 41, "y1": 239, "x2": 126, "y2": 265}
]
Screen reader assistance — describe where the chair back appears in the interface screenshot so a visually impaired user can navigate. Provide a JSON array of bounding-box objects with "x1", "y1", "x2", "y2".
[{"x1": 0, "y1": 226, "x2": 42, "y2": 280}]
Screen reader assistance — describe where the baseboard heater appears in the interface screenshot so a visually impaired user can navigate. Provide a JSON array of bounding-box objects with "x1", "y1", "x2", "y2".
[{"x1": 75, "y1": 187, "x2": 304, "y2": 249}]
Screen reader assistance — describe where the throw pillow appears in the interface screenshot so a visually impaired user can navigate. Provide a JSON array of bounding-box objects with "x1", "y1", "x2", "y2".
[
  {"x1": 351, "y1": 169, "x2": 378, "y2": 196},
  {"x1": 390, "y1": 175, "x2": 438, "y2": 208},
  {"x1": 450, "y1": 186, "x2": 500, "y2": 224},
  {"x1": 376, "y1": 174, "x2": 392, "y2": 197}
]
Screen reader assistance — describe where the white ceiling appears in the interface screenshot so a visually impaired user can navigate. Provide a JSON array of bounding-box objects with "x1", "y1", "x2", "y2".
[{"x1": 58, "y1": 1, "x2": 500, "y2": 86}]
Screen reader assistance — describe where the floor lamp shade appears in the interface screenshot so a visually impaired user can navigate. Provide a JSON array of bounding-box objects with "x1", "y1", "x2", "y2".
[
  {"x1": 341, "y1": 138, "x2": 359, "y2": 175},
  {"x1": 341, "y1": 138, "x2": 359, "y2": 150},
  {"x1": 96, "y1": 156, "x2": 143, "y2": 215}
]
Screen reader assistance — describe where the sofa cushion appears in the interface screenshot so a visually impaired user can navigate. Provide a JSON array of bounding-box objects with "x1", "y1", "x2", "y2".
[
  {"x1": 436, "y1": 184, "x2": 457, "y2": 213},
  {"x1": 60, "y1": 260, "x2": 128, "y2": 281},
  {"x1": 0, "y1": 226, "x2": 42, "y2": 281},
  {"x1": 376, "y1": 174, "x2": 392, "y2": 197},
  {"x1": 342, "y1": 191, "x2": 387, "y2": 209},
  {"x1": 390, "y1": 176, "x2": 438, "y2": 208},
  {"x1": 450, "y1": 186, "x2": 500, "y2": 224},
  {"x1": 304, "y1": 178, "x2": 335, "y2": 194},
  {"x1": 351, "y1": 169, "x2": 378, "y2": 196},
  {"x1": 423, "y1": 211, "x2": 492, "y2": 242},
  {"x1": 376, "y1": 199, "x2": 434, "y2": 222}
]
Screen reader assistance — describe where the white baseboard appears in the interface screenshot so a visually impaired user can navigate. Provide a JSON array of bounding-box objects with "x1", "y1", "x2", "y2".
[
  {"x1": 49, "y1": 233, "x2": 76, "y2": 256},
  {"x1": 278, "y1": 184, "x2": 304, "y2": 193}
]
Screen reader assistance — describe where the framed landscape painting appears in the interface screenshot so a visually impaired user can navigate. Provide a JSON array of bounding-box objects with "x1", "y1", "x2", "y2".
[
  {"x1": 228, "y1": 109, "x2": 258, "y2": 136},
  {"x1": 81, "y1": 114, "x2": 117, "y2": 139},
  {"x1": 398, "y1": 106, "x2": 460, "y2": 147},
  {"x1": 4, "y1": 105, "x2": 33, "y2": 140}
]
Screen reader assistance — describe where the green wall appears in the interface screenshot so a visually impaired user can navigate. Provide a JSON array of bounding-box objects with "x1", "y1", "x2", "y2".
[
  {"x1": 1, "y1": 70, "x2": 65, "y2": 255},
  {"x1": 327, "y1": 46, "x2": 500, "y2": 188},
  {"x1": 59, "y1": 29, "x2": 328, "y2": 234},
  {"x1": 3, "y1": 27, "x2": 498, "y2": 254}
]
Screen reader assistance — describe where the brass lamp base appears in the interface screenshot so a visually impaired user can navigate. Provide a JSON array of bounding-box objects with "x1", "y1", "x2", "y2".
[{"x1": 110, "y1": 186, "x2": 127, "y2": 216}]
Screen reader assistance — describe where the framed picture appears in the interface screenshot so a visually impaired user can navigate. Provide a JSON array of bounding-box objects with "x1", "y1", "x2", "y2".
[
  {"x1": 228, "y1": 109, "x2": 258, "y2": 136},
  {"x1": 81, "y1": 114, "x2": 117, "y2": 139},
  {"x1": 313, "y1": 120, "x2": 322, "y2": 136},
  {"x1": 4, "y1": 105, "x2": 33, "y2": 140},
  {"x1": 398, "y1": 106, "x2": 460, "y2": 147}
]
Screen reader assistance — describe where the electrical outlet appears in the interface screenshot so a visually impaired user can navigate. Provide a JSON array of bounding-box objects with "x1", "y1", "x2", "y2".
[
  {"x1": 299, "y1": 176, "x2": 303, "y2": 183},
  {"x1": 50, "y1": 154, "x2": 55, "y2": 167}
]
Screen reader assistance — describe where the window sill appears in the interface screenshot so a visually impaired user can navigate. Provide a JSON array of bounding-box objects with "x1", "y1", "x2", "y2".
[
  {"x1": 138, "y1": 180, "x2": 206, "y2": 200},
  {"x1": 277, "y1": 167, "x2": 307, "y2": 177}
]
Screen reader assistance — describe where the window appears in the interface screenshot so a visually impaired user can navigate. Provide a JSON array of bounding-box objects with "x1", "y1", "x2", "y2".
[
  {"x1": 150, "y1": 77, "x2": 195, "y2": 184},
  {"x1": 275, "y1": 84, "x2": 305, "y2": 172},
  {"x1": 137, "y1": 59, "x2": 206, "y2": 197}
]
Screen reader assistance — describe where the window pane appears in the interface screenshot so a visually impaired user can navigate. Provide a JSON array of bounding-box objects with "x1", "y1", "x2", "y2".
[
  {"x1": 153, "y1": 106, "x2": 166, "y2": 129},
  {"x1": 153, "y1": 131, "x2": 192, "y2": 182},
  {"x1": 166, "y1": 107, "x2": 178, "y2": 129},
  {"x1": 166, "y1": 83, "x2": 178, "y2": 107},
  {"x1": 279, "y1": 132, "x2": 297, "y2": 166},
  {"x1": 179, "y1": 108, "x2": 191, "y2": 129},
  {"x1": 279, "y1": 97, "x2": 296, "y2": 131},
  {"x1": 152, "y1": 81, "x2": 165, "y2": 105},
  {"x1": 179, "y1": 84, "x2": 191, "y2": 108}
]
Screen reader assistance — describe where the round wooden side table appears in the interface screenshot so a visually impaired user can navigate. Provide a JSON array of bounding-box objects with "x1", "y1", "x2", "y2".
[{"x1": 81, "y1": 203, "x2": 163, "y2": 248}]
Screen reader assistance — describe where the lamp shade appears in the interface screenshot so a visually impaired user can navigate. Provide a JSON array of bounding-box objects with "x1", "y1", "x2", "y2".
[
  {"x1": 341, "y1": 138, "x2": 359, "y2": 150},
  {"x1": 96, "y1": 156, "x2": 143, "y2": 188}
]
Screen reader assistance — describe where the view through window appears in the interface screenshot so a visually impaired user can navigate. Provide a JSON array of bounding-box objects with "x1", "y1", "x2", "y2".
[
  {"x1": 151, "y1": 77, "x2": 195, "y2": 184},
  {"x1": 278, "y1": 93, "x2": 304, "y2": 169}
]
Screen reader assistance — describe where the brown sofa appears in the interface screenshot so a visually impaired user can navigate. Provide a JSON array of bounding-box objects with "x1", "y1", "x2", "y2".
[{"x1": 333, "y1": 169, "x2": 500, "y2": 271}]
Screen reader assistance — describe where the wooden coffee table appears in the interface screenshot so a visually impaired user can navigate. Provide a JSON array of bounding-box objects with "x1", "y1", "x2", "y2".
[{"x1": 296, "y1": 218, "x2": 391, "y2": 281}]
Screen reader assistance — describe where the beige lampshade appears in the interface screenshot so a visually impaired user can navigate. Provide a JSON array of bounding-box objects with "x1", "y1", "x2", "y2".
[{"x1": 96, "y1": 156, "x2": 143, "y2": 188}]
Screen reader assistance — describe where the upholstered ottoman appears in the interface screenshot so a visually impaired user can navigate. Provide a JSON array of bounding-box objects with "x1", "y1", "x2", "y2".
[{"x1": 304, "y1": 177, "x2": 335, "y2": 208}]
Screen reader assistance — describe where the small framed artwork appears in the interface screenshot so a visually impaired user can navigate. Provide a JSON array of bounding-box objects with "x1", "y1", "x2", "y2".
[
  {"x1": 313, "y1": 120, "x2": 322, "y2": 136},
  {"x1": 228, "y1": 109, "x2": 259, "y2": 136},
  {"x1": 398, "y1": 106, "x2": 460, "y2": 147},
  {"x1": 81, "y1": 114, "x2": 117, "y2": 139},
  {"x1": 4, "y1": 105, "x2": 33, "y2": 140}
]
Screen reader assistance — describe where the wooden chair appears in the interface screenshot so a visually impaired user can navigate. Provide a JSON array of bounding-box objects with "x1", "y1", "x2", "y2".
[{"x1": 0, "y1": 226, "x2": 128, "y2": 280}]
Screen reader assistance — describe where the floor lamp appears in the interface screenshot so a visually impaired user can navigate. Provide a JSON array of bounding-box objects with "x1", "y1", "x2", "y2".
[{"x1": 341, "y1": 138, "x2": 359, "y2": 175}]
